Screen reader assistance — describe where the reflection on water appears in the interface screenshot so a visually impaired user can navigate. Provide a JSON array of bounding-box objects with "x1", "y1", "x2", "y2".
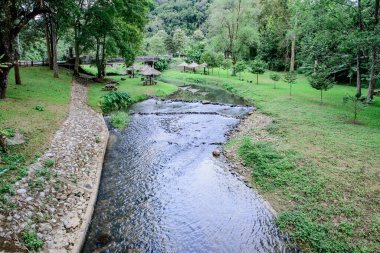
[{"x1": 83, "y1": 99, "x2": 292, "y2": 253}]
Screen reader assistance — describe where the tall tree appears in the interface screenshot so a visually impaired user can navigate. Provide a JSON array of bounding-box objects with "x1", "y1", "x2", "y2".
[
  {"x1": 0, "y1": 1, "x2": 50, "y2": 99},
  {"x1": 207, "y1": 0, "x2": 259, "y2": 74}
]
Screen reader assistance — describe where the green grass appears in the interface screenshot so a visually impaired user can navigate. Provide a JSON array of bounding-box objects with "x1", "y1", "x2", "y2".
[
  {"x1": 87, "y1": 76, "x2": 177, "y2": 111},
  {"x1": 110, "y1": 111, "x2": 129, "y2": 129},
  {"x1": 0, "y1": 67, "x2": 71, "y2": 212},
  {"x1": 161, "y1": 68, "x2": 380, "y2": 252}
]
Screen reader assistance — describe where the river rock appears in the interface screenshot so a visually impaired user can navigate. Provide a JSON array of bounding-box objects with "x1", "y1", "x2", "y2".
[
  {"x1": 17, "y1": 188, "x2": 27, "y2": 195},
  {"x1": 213, "y1": 149, "x2": 221, "y2": 157},
  {"x1": 64, "y1": 215, "x2": 80, "y2": 229}
]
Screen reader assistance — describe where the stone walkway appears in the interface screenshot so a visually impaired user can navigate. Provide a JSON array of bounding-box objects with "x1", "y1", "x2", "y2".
[{"x1": 0, "y1": 80, "x2": 109, "y2": 252}]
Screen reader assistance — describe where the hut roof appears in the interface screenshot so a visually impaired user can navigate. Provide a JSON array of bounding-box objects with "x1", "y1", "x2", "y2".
[
  {"x1": 140, "y1": 66, "x2": 161, "y2": 76},
  {"x1": 178, "y1": 62, "x2": 189, "y2": 67},
  {"x1": 199, "y1": 63, "x2": 208, "y2": 68},
  {"x1": 188, "y1": 62, "x2": 199, "y2": 68}
]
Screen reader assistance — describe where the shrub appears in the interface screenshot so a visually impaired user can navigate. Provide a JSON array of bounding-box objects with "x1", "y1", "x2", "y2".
[
  {"x1": 270, "y1": 73, "x2": 281, "y2": 89},
  {"x1": 44, "y1": 159, "x2": 55, "y2": 168},
  {"x1": 35, "y1": 104, "x2": 45, "y2": 111},
  {"x1": 154, "y1": 58, "x2": 170, "y2": 71},
  {"x1": 22, "y1": 231, "x2": 43, "y2": 251},
  {"x1": 110, "y1": 112, "x2": 129, "y2": 130},
  {"x1": 100, "y1": 91, "x2": 133, "y2": 113}
]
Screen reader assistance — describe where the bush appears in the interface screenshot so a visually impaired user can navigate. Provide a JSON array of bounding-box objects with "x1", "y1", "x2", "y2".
[
  {"x1": 154, "y1": 58, "x2": 170, "y2": 72},
  {"x1": 44, "y1": 159, "x2": 55, "y2": 168},
  {"x1": 35, "y1": 104, "x2": 45, "y2": 111},
  {"x1": 110, "y1": 112, "x2": 129, "y2": 130},
  {"x1": 100, "y1": 91, "x2": 133, "y2": 113},
  {"x1": 22, "y1": 230, "x2": 43, "y2": 251}
]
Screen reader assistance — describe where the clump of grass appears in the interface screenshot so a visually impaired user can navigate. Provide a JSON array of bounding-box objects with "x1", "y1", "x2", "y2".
[
  {"x1": 110, "y1": 112, "x2": 129, "y2": 130},
  {"x1": 34, "y1": 104, "x2": 45, "y2": 111},
  {"x1": 43, "y1": 159, "x2": 55, "y2": 168},
  {"x1": 22, "y1": 230, "x2": 43, "y2": 252},
  {"x1": 0, "y1": 182, "x2": 16, "y2": 195},
  {"x1": 28, "y1": 178, "x2": 45, "y2": 190},
  {"x1": 238, "y1": 138, "x2": 296, "y2": 191},
  {"x1": 35, "y1": 167, "x2": 53, "y2": 180}
]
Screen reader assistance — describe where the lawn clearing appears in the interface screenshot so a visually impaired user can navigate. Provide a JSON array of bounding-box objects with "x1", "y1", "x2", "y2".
[
  {"x1": 87, "y1": 76, "x2": 177, "y2": 111},
  {"x1": 161, "y1": 68, "x2": 380, "y2": 252},
  {"x1": 0, "y1": 67, "x2": 72, "y2": 212}
]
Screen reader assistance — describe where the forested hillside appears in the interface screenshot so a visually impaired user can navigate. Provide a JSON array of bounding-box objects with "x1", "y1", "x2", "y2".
[{"x1": 144, "y1": 0, "x2": 379, "y2": 100}]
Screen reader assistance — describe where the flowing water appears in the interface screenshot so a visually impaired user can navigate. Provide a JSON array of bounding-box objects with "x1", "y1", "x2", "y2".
[{"x1": 83, "y1": 85, "x2": 292, "y2": 252}]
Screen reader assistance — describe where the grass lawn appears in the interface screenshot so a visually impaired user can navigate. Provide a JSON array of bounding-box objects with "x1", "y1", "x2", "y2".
[
  {"x1": 87, "y1": 76, "x2": 178, "y2": 111},
  {"x1": 161, "y1": 68, "x2": 380, "y2": 252},
  {"x1": 0, "y1": 67, "x2": 72, "y2": 212}
]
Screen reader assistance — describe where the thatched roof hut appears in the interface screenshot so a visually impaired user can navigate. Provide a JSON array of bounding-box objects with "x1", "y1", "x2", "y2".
[
  {"x1": 188, "y1": 62, "x2": 199, "y2": 68},
  {"x1": 140, "y1": 66, "x2": 161, "y2": 76},
  {"x1": 178, "y1": 62, "x2": 189, "y2": 67},
  {"x1": 199, "y1": 63, "x2": 208, "y2": 68}
]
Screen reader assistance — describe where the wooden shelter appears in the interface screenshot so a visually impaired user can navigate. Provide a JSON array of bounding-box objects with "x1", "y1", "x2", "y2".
[
  {"x1": 178, "y1": 62, "x2": 189, "y2": 72},
  {"x1": 140, "y1": 66, "x2": 161, "y2": 86},
  {"x1": 188, "y1": 62, "x2": 199, "y2": 72},
  {"x1": 199, "y1": 63, "x2": 208, "y2": 74}
]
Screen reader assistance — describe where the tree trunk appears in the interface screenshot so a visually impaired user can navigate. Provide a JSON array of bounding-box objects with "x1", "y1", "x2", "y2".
[
  {"x1": 290, "y1": 35, "x2": 296, "y2": 72},
  {"x1": 256, "y1": 74, "x2": 259, "y2": 84},
  {"x1": 45, "y1": 15, "x2": 53, "y2": 70},
  {"x1": 51, "y1": 19, "x2": 59, "y2": 78},
  {"x1": 0, "y1": 69, "x2": 10, "y2": 99},
  {"x1": 14, "y1": 60, "x2": 21, "y2": 85},
  {"x1": 367, "y1": 0, "x2": 379, "y2": 102},
  {"x1": 96, "y1": 39, "x2": 101, "y2": 78},
  {"x1": 73, "y1": 22, "x2": 80, "y2": 76},
  {"x1": 356, "y1": 49, "x2": 362, "y2": 98},
  {"x1": 356, "y1": 0, "x2": 364, "y2": 98}
]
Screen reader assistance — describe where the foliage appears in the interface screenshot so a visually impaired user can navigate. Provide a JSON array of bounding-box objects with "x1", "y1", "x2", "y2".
[
  {"x1": 270, "y1": 73, "x2": 281, "y2": 89},
  {"x1": 110, "y1": 111, "x2": 129, "y2": 130},
  {"x1": 343, "y1": 95, "x2": 366, "y2": 123},
  {"x1": 308, "y1": 70, "x2": 335, "y2": 104},
  {"x1": 34, "y1": 105, "x2": 45, "y2": 111},
  {"x1": 234, "y1": 61, "x2": 246, "y2": 78},
  {"x1": 154, "y1": 58, "x2": 170, "y2": 72},
  {"x1": 22, "y1": 230, "x2": 43, "y2": 251},
  {"x1": 100, "y1": 91, "x2": 133, "y2": 113},
  {"x1": 44, "y1": 159, "x2": 55, "y2": 168},
  {"x1": 249, "y1": 59, "x2": 266, "y2": 84},
  {"x1": 284, "y1": 71, "x2": 297, "y2": 96}
]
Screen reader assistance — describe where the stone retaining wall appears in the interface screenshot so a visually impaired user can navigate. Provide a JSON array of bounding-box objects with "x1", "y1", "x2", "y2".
[{"x1": 0, "y1": 81, "x2": 109, "y2": 252}]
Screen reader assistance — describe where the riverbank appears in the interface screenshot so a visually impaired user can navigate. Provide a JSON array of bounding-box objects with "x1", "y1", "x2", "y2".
[
  {"x1": 161, "y1": 69, "x2": 380, "y2": 252},
  {"x1": 87, "y1": 76, "x2": 178, "y2": 111},
  {"x1": 0, "y1": 76, "x2": 108, "y2": 252}
]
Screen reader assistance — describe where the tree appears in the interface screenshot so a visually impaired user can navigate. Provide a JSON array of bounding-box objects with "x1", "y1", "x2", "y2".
[
  {"x1": 249, "y1": 59, "x2": 266, "y2": 84},
  {"x1": 208, "y1": 0, "x2": 259, "y2": 74},
  {"x1": 235, "y1": 61, "x2": 246, "y2": 79},
  {"x1": 172, "y1": 28, "x2": 188, "y2": 56},
  {"x1": 284, "y1": 71, "x2": 297, "y2": 97},
  {"x1": 308, "y1": 71, "x2": 335, "y2": 104},
  {"x1": 0, "y1": 1, "x2": 51, "y2": 99},
  {"x1": 270, "y1": 73, "x2": 281, "y2": 89},
  {"x1": 343, "y1": 95, "x2": 366, "y2": 124},
  {"x1": 221, "y1": 59, "x2": 233, "y2": 77},
  {"x1": 148, "y1": 30, "x2": 168, "y2": 55}
]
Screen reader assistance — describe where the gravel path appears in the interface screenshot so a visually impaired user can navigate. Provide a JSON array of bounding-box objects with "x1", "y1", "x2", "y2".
[{"x1": 0, "y1": 80, "x2": 109, "y2": 252}]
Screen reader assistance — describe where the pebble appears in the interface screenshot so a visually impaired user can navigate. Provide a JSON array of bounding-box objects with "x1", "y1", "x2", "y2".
[
  {"x1": 16, "y1": 188, "x2": 27, "y2": 195},
  {"x1": 213, "y1": 149, "x2": 221, "y2": 157}
]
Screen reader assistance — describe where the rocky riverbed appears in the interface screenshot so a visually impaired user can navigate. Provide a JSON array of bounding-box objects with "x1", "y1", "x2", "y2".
[{"x1": 0, "y1": 80, "x2": 108, "y2": 252}]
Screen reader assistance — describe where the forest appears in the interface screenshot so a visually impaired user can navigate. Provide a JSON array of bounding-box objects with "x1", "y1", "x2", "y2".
[{"x1": 0, "y1": 0, "x2": 380, "y2": 252}]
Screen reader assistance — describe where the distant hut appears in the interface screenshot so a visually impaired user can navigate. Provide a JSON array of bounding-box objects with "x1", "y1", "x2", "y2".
[
  {"x1": 140, "y1": 66, "x2": 161, "y2": 86},
  {"x1": 199, "y1": 63, "x2": 208, "y2": 74},
  {"x1": 188, "y1": 62, "x2": 199, "y2": 73},
  {"x1": 178, "y1": 62, "x2": 189, "y2": 72}
]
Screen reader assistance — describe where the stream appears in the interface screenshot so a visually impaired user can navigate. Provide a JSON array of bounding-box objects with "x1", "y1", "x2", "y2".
[{"x1": 83, "y1": 84, "x2": 292, "y2": 252}]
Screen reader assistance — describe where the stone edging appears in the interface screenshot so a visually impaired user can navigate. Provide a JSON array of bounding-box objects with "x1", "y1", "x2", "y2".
[{"x1": 71, "y1": 117, "x2": 108, "y2": 253}]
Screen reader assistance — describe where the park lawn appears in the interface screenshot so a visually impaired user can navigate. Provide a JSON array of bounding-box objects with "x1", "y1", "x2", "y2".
[
  {"x1": 0, "y1": 67, "x2": 72, "y2": 211},
  {"x1": 87, "y1": 76, "x2": 178, "y2": 111},
  {"x1": 161, "y1": 69, "x2": 380, "y2": 252}
]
